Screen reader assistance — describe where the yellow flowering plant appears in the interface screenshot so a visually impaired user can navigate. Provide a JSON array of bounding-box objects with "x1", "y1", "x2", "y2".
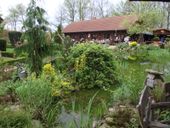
[
  {"x1": 75, "y1": 54, "x2": 86, "y2": 72},
  {"x1": 128, "y1": 55, "x2": 137, "y2": 61},
  {"x1": 51, "y1": 75, "x2": 74, "y2": 97},
  {"x1": 43, "y1": 63, "x2": 55, "y2": 76},
  {"x1": 129, "y1": 41, "x2": 137, "y2": 47},
  {"x1": 42, "y1": 64, "x2": 74, "y2": 97}
]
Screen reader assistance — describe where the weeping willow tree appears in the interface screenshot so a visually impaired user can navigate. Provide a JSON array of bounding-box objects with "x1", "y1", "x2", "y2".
[{"x1": 21, "y1": 0, "x2": 51, "y2": 77}]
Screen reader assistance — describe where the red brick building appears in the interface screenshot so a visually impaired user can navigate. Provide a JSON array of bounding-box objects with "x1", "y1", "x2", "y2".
[{"x1": 63, "y1": 15, "x2": 137, "y2": 44}]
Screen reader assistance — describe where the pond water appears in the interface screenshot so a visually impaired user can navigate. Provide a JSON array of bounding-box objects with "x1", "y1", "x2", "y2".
[
  {"x1": 58, "y1": 107, "x2": 89, "y2": 128},
  {"x1": 58, "y1": 87, "x2": 114, "y2": 127},
  {"x1": 58, "y1": 61, "x2": 170, "y2": 127},
  {"x1": 62, "y1": 87, "x2": 114, "y2": 113}
]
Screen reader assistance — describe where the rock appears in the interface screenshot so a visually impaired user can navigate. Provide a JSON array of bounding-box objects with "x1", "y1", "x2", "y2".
[
  {"x1": 119, "y1": 105, "x2": 127, "y2": 108},
  {"x1": 92, "y1": 120, "x2": 98, "y2": 128},
  {"x1": 105, "y1": 117, "x2": 114, "y2": 125},
  {"x1": 108, "y1": 46, "x2": 117, "y2": 50},
  {"x1": 108, "y1": 107, "x2": 114, "y2": 113},
  {"x1": 99, "y1": 123, "x2": 111, "y2": 128},
  {"x1": 0, "y1": 95, "x2": 12, "y2": 103},
  {"x1": 9, "y1": 105, "x2": 21, "y2": 111},
  {"x1": 32, "y1": 120, "x2": 43, "y2": 128},
  {"x1": 94, "y1": 119, "x2": 106, "y2": 128},
  {"x1": 96, "y1": 105, "x2": 140, "y2": 128}
]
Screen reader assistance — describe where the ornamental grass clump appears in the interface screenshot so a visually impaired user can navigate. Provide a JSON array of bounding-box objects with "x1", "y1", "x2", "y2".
[
  {"x1": 0, "y1": 107, "x2": 32, "y2": 128},
  {"x1": 67, "y1": 43, "x2": 116, "y2": 89}
]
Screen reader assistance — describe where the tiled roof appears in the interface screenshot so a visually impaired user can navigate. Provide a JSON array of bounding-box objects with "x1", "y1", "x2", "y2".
[
  {"x1": 153, "y1": 28, "x2": 170, "y2": 35},
  {"x1": 63, "y1": 15, "x2": 137, "y2": 33}
]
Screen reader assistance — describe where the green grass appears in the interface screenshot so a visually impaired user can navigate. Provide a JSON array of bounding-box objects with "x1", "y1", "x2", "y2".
[
  {"x1": 6, "y1": 47, "x2": 14, "y2": 53},
  {"x1": 1, "y1": 57, "x2": 14, "y2": 61},
  {"x1": 112, "y1": 46, "x2": 170, "y2": 105},
  {"x1": 0, "y1": 106, "x2": 32, "y2": 128},
  {"x1": 0, "y1": 86, "x2": 8, "y2": 96},
  {"x1": 0, "y1": 57, "x2": 26, "y2": 66}
]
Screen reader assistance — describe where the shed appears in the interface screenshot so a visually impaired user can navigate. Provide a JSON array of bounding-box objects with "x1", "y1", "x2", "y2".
[{"x1": 153, "y1": 28, "x2": 170, "y2": 36}]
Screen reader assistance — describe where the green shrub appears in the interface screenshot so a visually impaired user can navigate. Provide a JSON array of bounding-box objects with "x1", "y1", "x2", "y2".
[
  {"x1": 165, "y1": 37, "x2": 170, "y2": 42},
  {"x1": 8, "y1": 31, "x2": 22, "y2": 46},
  {"x1": 0, "y1": 108, "x2": 32, "y2": 128},
  {"x1": 0, "y1": 38, "x2": 6, "y2": 51},
  {"x1": 6, "y1": 44, "x2": 14, "y2": 48},
  {"x1": 1, "y1": 51, "x2": 14, "y2": 58},
  {"x1": 52, "y1": 35, "x2": 74, "y2": 72},
  {"x1": 153, "y1": 36, "x2": 160, "y2": 41},
  {"x1": 150, "y1": 84, "x2": 165, "y2": 102},
  {"x1": 159, "y1": 110, "x2": 170, "y2": 122},
  {"x1": 165, "y1": 38, "x2": 170, "y2": 49},
  {"x1": 114, "y1": 43, "x2": 150, "y2": 62},
  {"x1": 67, "y1": 43, "x2": 116, "y2": 89}
]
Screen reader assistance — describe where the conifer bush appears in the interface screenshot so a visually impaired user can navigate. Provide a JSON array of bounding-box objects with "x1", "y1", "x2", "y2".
[{"x1": 67, "y1": 43, "x2": 116, "y2": 89}]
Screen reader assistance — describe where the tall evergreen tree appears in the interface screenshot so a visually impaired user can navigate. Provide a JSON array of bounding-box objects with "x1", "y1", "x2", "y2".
[{"x1": 21, "y1": 0, "x2": 51, "y2": 77}]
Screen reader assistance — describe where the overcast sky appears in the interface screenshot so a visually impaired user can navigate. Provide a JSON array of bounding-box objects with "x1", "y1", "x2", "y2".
[
  {"x1": 0, "y1": 0, "x2": 125, "y2": 19},
  {"x1": 0, "y1": 0, "x2": 64, "y2": 20},
  {"x1": 0, "y1": 0, "x2": 125, "y2": 30}
]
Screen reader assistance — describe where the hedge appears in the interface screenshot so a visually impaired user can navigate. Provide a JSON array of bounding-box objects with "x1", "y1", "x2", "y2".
[
  {"x1": 8, "y1": 31, "x2": 22, "y2": 46},
  {"x1": 0, "y1": 39, "x2": 6, "y2": 51}
]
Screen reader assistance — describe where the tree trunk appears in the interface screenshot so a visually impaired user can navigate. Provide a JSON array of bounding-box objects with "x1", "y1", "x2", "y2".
[{"x1": 167, "y1": 3, "x2": 170, "y2": 29}]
